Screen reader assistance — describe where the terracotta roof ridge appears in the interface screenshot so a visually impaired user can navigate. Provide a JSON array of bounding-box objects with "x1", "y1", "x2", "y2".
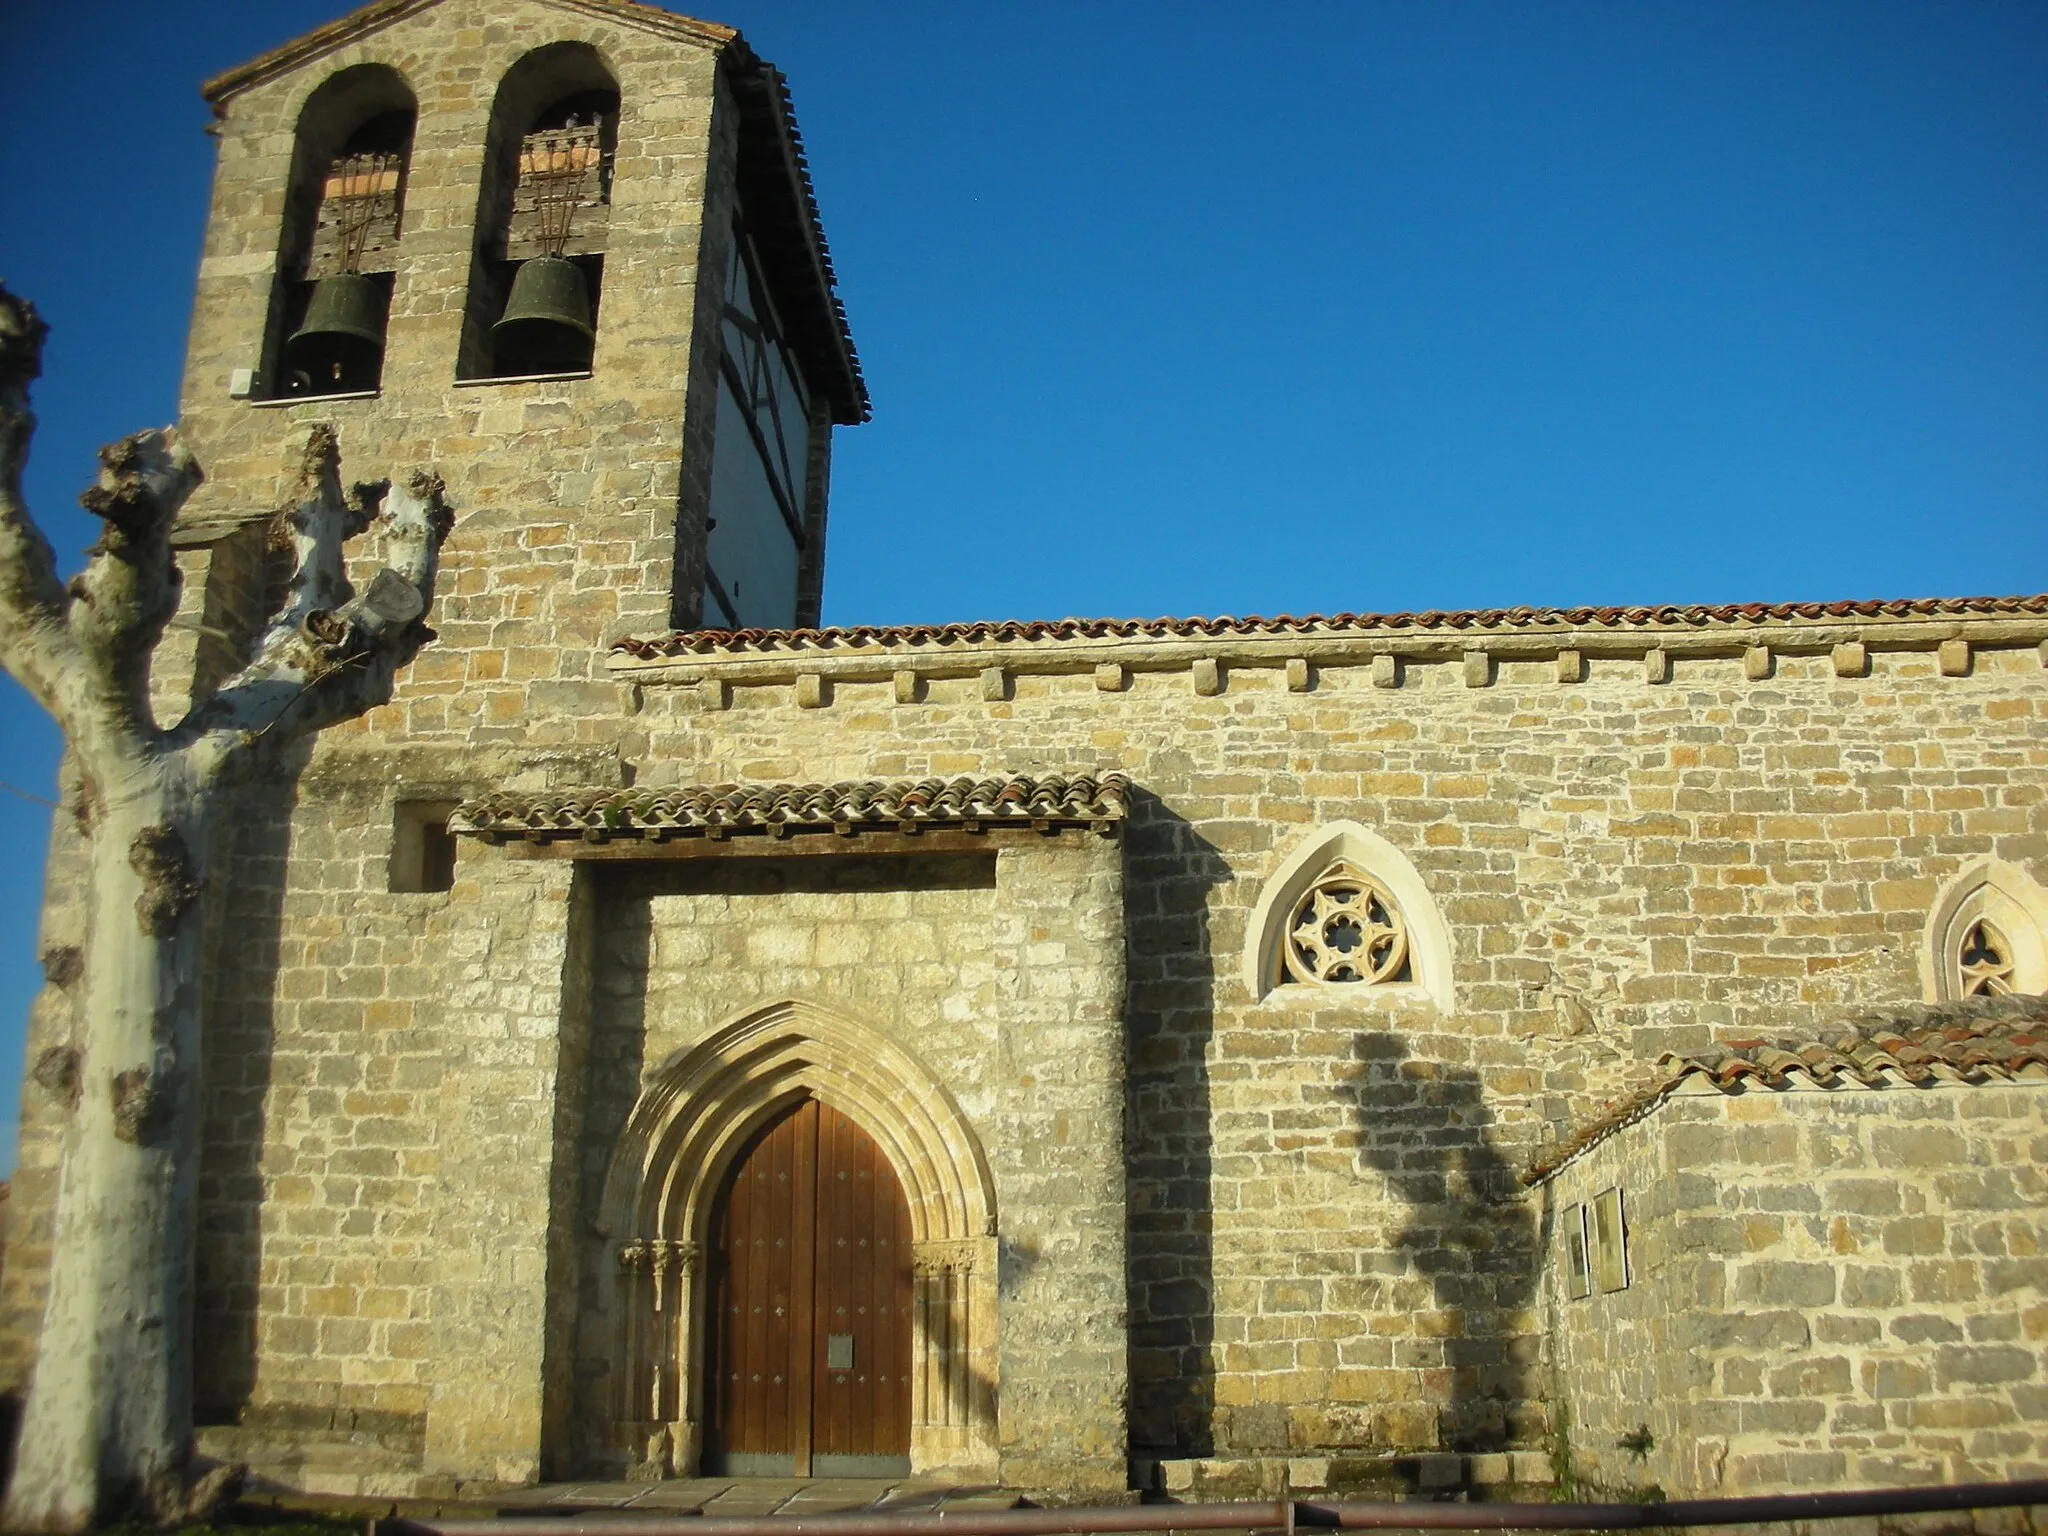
[
  {"x1": 202, "y1": 0, "x2": 737, "y2": 106},
  {"x1": 615, "y1": 593, "x2": 2048, "y2": 658}
]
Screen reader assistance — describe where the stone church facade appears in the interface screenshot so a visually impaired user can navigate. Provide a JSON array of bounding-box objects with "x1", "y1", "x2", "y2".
[{"x1": 4, "y1": 0, "x2": 2047, "y2": 1507}]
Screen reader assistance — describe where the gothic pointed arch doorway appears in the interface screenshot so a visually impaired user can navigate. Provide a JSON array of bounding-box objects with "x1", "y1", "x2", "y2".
[
  {"x1": 597, "y1": 999, "x2": 999, "y2": 1481},
  {"x1": 708, "y1": 1095, "x2": 913, "y2": 1476}
]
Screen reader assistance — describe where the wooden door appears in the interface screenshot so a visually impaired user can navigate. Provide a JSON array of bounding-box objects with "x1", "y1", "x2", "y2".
[{"x1": 707, "y1": 1097, "x2": 913, "y2": 1475}]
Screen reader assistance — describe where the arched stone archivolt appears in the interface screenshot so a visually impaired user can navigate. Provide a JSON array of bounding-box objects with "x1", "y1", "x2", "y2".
[
  {"x1": 596, "y1": 998, "x2": 999, "y2": 1478},
  {"x1": 1923, "y1": 859, "x2": 2048, "y2": 1001},
  {"x1": 1244, "y1": 821, "x2": 1455, "y2": 1010}
]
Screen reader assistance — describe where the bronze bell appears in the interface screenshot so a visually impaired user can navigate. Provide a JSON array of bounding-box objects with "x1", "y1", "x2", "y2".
[
  {"x1": 285, "y1": 273, "x2": 387, "y2": 394},
  {"x1": 290, "y1": 272, "x2": 388, "y2": 350},
  {"x1": 493, "y1": 254, "x2": 594, "y2": 372}
]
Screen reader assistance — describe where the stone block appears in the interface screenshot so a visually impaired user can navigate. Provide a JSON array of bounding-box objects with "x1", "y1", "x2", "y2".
[
  {"x1": 1287, "y1": 1456, "x2": 1331, "y2": 1490},
  {"x1": 1467, "y1": 1452, "x2": 1510, "y2": 1485},
  {"x1": 1934, "y1": 1344, "x2": 2036, "y2": 1388},
  {"x1": 1413, "y1": 1452, "x2": 1464, "y2": 1489},
  {"x1": 1733, "y1": 1260, "x2": 1837, "y2": 1308}
]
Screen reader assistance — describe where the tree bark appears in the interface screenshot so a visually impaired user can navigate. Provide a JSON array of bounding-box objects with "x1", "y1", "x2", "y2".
[
  {"x1": 0, "y1": 283, "x2": 452, "y2": 1531},
  {"x1": 8, "y1": 764, "x2": 208, "y2": 1527}
]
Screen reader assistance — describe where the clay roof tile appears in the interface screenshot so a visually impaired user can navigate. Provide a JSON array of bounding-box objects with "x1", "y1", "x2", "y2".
[
  {"x1": 450, "y1": 772, "x2": 1129, "y2": 841},
  {"x1": 612, "y1": 593, "x2": 2048, "y2": 660}
]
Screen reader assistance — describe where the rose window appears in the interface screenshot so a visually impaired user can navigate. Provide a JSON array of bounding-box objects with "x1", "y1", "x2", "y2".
[
  {"x1": 1958, "y1": 919, "x2": 2014, "y2": 997},
  {"x1": 1282, "y1": 866, "x2": 1410, "y2": 986}
]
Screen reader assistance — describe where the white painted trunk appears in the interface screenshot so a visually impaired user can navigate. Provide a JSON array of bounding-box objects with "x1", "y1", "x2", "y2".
[{"x1": 4, "y1": 764, "x2": 210, "y2": 1532}]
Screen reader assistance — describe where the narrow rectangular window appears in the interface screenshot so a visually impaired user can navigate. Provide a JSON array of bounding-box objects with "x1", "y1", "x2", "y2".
[{"x1": 390, "y1": 800, "x2": 459, "y2": 893}]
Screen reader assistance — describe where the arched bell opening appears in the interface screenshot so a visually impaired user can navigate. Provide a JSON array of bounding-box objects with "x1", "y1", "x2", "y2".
[
  {"x1": 589, "y1": 1000, "x2": 1000, "y2": 1482},
  {"x1": 265, "y1": 65, "x2": 416, "y2": 399},
  {"x1": 460, "y1": 44, "x2": 620, "y2": 381}
]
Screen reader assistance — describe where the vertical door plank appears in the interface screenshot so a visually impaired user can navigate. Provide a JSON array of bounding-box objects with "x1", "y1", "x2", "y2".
[
  {"x1": 709, "y1": 1101, "x2": 806, "y2": 1466},
  {"x1": 889, "y1": 1158, "x2": 913, "y2": 1454},
  {"x1": 789, "y1": 1098, "x2": 818, "y2": 1477}
]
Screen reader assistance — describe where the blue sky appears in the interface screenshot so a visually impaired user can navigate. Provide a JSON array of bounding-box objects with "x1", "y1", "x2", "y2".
[{"x1": 0, "y1": 1, "x2": 2044, "y2": 1172}]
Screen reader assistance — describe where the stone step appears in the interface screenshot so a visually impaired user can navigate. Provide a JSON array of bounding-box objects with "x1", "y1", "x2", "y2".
[{"x1": 1139, "y1": 1451, "x2": 1557, "y2": 1501}]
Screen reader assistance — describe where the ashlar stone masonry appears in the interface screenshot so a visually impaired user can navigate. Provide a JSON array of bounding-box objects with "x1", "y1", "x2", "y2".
[{"x1": 4, "y1": 0, "x2": 2047, "y2": 1507}]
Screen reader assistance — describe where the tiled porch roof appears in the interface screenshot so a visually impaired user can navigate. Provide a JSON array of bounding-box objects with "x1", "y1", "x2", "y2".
[{"x1": 450, "y1": 772, "x2": 1129, "y2": 840}]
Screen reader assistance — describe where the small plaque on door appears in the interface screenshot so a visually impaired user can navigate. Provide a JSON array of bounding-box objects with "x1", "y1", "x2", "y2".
[{"x1": 826, "y1": 1333, "x2": 854, "y2": 1370}]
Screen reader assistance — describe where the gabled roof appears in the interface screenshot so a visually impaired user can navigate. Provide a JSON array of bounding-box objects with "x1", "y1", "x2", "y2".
[
  {"x1": 201, "y1": 0, "x2": 868, "y2": 423},
  {"x1": 450, "y1": 773, "x2": 1130, "y2": 841},
  {"x1": 201, "y1": 0, "x2": 734, "y2": 103},
  {"x1": 1522, "y1": 993, "x2": 2048, "y2": 1185}
]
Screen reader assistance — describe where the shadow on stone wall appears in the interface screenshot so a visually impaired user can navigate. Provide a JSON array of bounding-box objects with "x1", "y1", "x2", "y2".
[
  {"x1": 1335, "y1": 1032, "x2": 1541, "y2": 1453},
  {"x1": 1122, "y1": 792, "x2": 1232, "y2": 1456},
  {"x1": 564, "y1": 868, "x2": 653, "y2": 1474},
  {"x1": 192, "y1": 748, "x2": 310, "y2": 1425}
]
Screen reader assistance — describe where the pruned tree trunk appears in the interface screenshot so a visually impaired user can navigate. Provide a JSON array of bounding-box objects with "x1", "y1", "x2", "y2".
[
  {"x1": 15, "y1": 769, "x2": 206, "y2": 1526},
  {"x1": 0, "y1": 283, "x2": 453, "y2": 1531}
]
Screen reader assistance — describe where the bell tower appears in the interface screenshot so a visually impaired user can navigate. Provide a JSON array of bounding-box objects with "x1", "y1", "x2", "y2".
[{"x1": 168, "y1": 0, "x2": 865, "y2": 712}]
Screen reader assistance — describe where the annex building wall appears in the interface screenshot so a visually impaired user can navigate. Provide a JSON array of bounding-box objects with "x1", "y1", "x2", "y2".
[{"x1": 1540, "y1": 1005, "x2": 2048, "y2": 1498}]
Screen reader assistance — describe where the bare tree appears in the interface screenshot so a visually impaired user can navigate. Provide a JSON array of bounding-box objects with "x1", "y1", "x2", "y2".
[{"x1": 0, "y1": 284, "x2": 453, "y2": 1531}]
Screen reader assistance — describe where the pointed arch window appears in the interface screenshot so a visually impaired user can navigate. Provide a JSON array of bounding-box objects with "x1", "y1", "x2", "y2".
[
  {"x1": 1245, "y1": 822, "x2": 1453, "y2": 1009},
  {"x1": 1925, "y1": 860, "x2": 2048, "y2": 1002}
]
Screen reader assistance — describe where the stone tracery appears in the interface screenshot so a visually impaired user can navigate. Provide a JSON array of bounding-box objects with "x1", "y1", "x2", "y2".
[
  {"x1": 1281, "y1": 863, "x2": 1411, "y2": 986},
  {"x1": 1959, "y1": 919, "x2": 2015, "y2": 997}
]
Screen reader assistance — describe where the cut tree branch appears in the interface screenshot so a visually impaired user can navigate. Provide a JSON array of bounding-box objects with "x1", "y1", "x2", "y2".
[
  {"x1": 0, "y1": 288, "x2": 79, "y2": 723},
  {"x1": 65, "y1": 429, "x2": 203, "y2": 757},
  {"x1": 173, "y1": 444, "x2": 452, "y2": 776}
]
